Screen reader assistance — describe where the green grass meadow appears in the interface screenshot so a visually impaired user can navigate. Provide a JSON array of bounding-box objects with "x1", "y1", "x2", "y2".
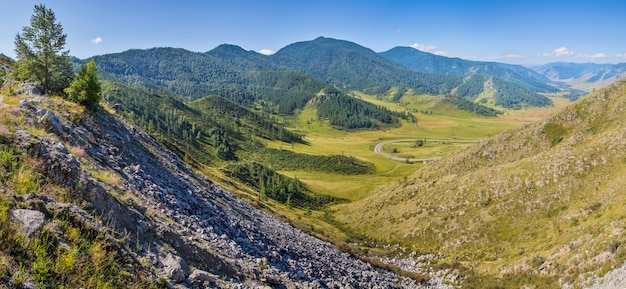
[{"x1": 266, "y1": 91, "x2": 569, "y2": 203}]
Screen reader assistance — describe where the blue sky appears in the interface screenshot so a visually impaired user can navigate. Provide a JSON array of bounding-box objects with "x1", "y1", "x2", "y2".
[{"x1": 2, "y1": 0, "x2": 625, "y2": 65}]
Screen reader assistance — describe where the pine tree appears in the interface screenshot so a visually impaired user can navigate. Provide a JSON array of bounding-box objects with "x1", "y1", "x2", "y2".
[
  {"x1": 286, "y1": 194, "x2": 292, "y2": 209},
  {"x1": 14, "y1": 4, "x2": 73, "y2": 95},
  {"x1": 65, "y1": 59, "x2": 102, "y2": 110},
  {"x1": 259, "y1": 178, "x2": 268, "y2": 201}
]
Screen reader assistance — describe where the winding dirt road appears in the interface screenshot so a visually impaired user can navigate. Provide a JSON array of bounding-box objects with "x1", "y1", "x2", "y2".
[{"x1": 374, "y1": 139, "x2": 480, "y2": 163}]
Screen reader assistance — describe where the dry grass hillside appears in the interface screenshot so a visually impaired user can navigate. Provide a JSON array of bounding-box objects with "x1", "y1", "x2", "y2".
[{"x1": 338, "y1": 79, "x2": 626, "y2": 286}]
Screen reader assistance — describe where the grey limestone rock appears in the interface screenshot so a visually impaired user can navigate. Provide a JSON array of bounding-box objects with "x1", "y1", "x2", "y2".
[
  {"x1": 40, "y1": 110, "x2": 64, "y2": 137},
  {"x1": 11, "y1": 209, "x2": 46, "y2": 238},
  {"x1": 188, "y1": 269, "x2": 217, "y2": 283},
  {"x1": 161, "y1": 253, "x2": 190, "y2": 283}
]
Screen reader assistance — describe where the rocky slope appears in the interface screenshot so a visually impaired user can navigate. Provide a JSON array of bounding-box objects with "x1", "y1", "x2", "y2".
[
  {"x1": 0, "y1": 92, "x2": 450, "y2": 288},
  {"x1": 338, "y1": 79, "x2": 626, "y2": 287}
]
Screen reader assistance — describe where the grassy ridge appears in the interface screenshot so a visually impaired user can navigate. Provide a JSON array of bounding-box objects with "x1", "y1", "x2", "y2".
[
  {"x1": 245, "y1": 147, "x2": 374, "y2": 175},
  {"x1": 333, "y1": 81, "x2": 626, "y2": 287}
]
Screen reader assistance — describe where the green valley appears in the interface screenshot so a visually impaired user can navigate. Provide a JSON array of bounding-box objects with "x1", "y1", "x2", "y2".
[
  {"x1": 5, "y1": 3, "x2": 626, "y2": 288},
  {"x1": 99, "y1": 75, "x2": 568, "y2": 260}
]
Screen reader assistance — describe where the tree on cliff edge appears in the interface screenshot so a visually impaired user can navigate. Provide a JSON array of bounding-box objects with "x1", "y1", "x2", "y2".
[{"x1": 14, "y1": 4, "x2": 73, "y2": 95}]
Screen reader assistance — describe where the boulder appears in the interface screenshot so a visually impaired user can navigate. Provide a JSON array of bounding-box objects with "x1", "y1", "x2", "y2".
[
  {"x1": 11, "y1": 209, "x2": 46, "y2": 238},
  {"x1": 161, "y1": 253, "x2": 190, "y2": 282},
  {"x1": 40, "y1": 111, "x2": 64, "y2": 137},
  {"x1": 111, "y1": 103, "x2": 123, "y2": 114},
  {"x1": 188, "y1": 269, "x2": 217, "y2": 283},
  {"x1": 18, "y1": 99, "x2": 31, "y2": 108}
]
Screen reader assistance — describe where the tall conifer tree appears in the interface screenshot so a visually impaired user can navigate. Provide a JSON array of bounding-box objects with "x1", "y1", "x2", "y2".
[{"x1": 14, "y1": 4, "x2": 73, "y2": 95}]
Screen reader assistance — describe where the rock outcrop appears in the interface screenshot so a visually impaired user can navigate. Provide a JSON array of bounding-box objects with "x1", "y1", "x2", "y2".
[{"x1": 7, "y1": 95, "x2": 445, "y2": 288}]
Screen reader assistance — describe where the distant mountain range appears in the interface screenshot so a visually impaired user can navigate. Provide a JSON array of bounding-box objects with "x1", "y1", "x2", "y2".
[
  {"x1": 79, "y1": 37, "x2": 626, "y2": 111},
  {"x1": 530, "y1": 62, "x2": 626, "y2": 90},
  {"x1": 380, "y1": 46, "x2": 558, "y2": 93},
  {"x1": 90, "y1": 37, "x2": 554, "y2": 110}
]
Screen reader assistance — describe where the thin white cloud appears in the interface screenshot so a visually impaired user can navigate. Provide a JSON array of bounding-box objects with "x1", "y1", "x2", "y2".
[
  {"x1": 411, "y1": 42, "x2": 526, "y2": 61},
  {"x1": 576, "y1": 52, "x2": 608, "y2": 60},
  {"x1": 617, "y1": 53, "x2": 626, "y2": 59},
  {"x1": 539, "y1": 47, "x2": 614, "y2": 61},
  {"x1": 539, "y1": 47, "x2": 574, "y2": 57},
  {"x1": 90, "y1": 37, "x2": 103, "y2": 44},
  {"x1": 259, "y1": 49, "x2": 274, "y2": 55},
  {"x1": 410, "y1": 43, "x2": 450, "y2": 56},
  {"x1": 485, "y1": 54, "x2": 525, "y2": 60}
]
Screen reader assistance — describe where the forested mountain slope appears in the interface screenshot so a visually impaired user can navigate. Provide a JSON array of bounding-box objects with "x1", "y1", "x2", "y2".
[
  {"x1": 339, "y1": 79, "x2": 626, "y2": 287},
  {"x1": 92, "y1": 45, "x2": 408, "y2": 123},
  {"x1": 93, "y1": 47, "x2": 327, "y2": 114},
  {"x1": 272, "y1": 37, "x2": 552, "y2": 108},
  {"x1": 90, "y1": 37, "x2": 553, "y2": 110}
]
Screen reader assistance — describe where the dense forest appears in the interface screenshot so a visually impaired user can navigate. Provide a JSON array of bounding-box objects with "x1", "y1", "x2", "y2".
[
  {"x1": 188, "y1": 95, "x2": 304, "y2": 143},
  {"x1": 563, "y1": 89, "x2": 588, "y2": 101},
  {"x1": 443, "y1": 95, "x2": 502, "y2": 116},
  {"x1": 452, "y1": 75, "x2": 553, "y2": 109},
  {"x1": 272, "y1": 37, "x2": 463, "y2": 96},
  {"x1": 314, "y1": 88, "x2": 402, "y2": 129},
  {"x1": 92, "y1": 48, "x2": 327, "y2": 114},
  {"x1": 245, "y1": 147, "x2": 375, "y2": 175},
  {"x1": 491, "y1": 77, "x2": 553, "y2": 109},
  {"x1": 224, "y1": 162, "x2": 343, "y2": 209}
]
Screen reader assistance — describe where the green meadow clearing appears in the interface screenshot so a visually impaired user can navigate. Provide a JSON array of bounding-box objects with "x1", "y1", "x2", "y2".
[{"x1": 265, "y1": 90, "x2": 570, "y2": 202}]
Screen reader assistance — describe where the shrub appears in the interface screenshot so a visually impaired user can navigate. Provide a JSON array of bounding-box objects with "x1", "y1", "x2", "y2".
[
  {"x1": 65, "y1": 59, "x2": 101, "y2": 110},
  {"x1": 531, "y1": 256, "x2": 546, "y2": 269},
  {"x1": 543, "y1": 122, "x2": 566, "y2": 146}
]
